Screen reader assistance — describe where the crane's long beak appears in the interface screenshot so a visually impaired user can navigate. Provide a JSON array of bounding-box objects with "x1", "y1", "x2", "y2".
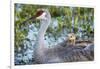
[{"x1": 22, "y1": 16, "x2": 36, "y2": 24}]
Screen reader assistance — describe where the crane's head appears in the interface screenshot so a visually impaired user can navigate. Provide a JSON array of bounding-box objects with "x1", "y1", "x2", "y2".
[
  {"x1": 35, "y1": 9, "x2": 48, "y2": 20},
  {"x1": 22, "y1": 9, "x2": 51, "y2": 24}
]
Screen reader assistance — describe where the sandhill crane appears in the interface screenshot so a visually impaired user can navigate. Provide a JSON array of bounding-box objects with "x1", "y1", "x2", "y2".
[{"x1": 22, "y1": 9, "x2": 94, "y2": 64}]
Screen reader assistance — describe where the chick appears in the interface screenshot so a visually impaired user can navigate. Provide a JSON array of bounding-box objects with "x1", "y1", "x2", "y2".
[{"x1": 67, "y1": 33, "x2": 76, "y2": 46}]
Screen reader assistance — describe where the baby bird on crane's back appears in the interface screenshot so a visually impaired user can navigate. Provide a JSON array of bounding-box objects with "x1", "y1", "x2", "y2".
[{"x1": 67, "y1": 33, "x2": 76, "y2": 46}]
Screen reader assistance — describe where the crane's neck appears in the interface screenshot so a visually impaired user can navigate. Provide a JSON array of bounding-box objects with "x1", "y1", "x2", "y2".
[
  {"x1": 38, "y1": 20, "x2": 50, "y2": 46},
  {"x1": 35, "y1": 11, "x2": 51, "y2": 63},
  {"x1": 37, "y1": 11, "x2": 51, "y2": 47}
]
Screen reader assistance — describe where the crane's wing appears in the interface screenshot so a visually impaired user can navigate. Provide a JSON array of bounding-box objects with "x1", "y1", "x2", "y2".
[{"x1": 46, "y1": 39, "x2": 94, "y2": 62}]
